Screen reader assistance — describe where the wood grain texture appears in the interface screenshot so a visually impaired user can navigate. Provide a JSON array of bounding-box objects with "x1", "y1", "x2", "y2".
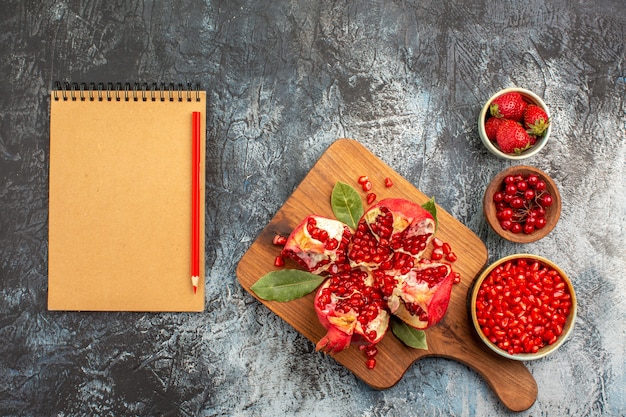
[{"x1": 237, "y1": 139, "x2": 537, "y2": 411}]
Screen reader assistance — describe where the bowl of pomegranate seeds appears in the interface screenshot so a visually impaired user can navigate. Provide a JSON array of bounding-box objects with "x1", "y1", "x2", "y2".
[
  {"x1": 478, "y1": 87, "x2": 551, "y2": 159},
  {"x1": 470, "y1": 254, "x2": 577, "y2": 361},
  {"x1": 483, "y1": 165, "x2": 561, "y2": 243}
]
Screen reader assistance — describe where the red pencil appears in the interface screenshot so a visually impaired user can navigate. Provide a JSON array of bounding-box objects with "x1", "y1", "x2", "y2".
[{"x1": 191, "y1": 111, "x2": 201, "y2": 294}]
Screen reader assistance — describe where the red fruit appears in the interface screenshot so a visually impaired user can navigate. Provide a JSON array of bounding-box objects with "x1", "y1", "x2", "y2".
[
  {"x1": 495, "y1": 119, "x2": 534, "y2": 154},
  {"x1": 272, "y1": 235, "x2": 287, "y2": 246},
  {"x1": 362, "y1": 181, "x2": 373, "y2": 192},
  {"x1": 484, "y1": 116, "x2": 503, "y2": 142},
  {"x1": 490, "y1": 91, "x2": 528, "y2": 121},
  {"x1": 431, "y1": 247, "x2": 444, "y2": 261},
  {"x1": 281, "y1": 215, "x2": 352, "y2": 274},
  {"x1": 492, "y1": 172, "x2": 553, "y2": 236},
  {"x1": 523, "y1": 104, "x2": 550, "y2": 136},
  {"x1": 540, "y1": 194, "x2": 553, "y2": 207},
  {"x1": 274, "y1": 256, "x2": 285, "y2": 267},
  {"x1": 314, "y1": 269, "x2": 389, "y2": 353},
  {"x1": 475, "y1": 258, "x2": 572, "y2": 355},
  {"x1": 282, "y1": 198, "x2": 457, "y2": 362},
  {"x1": 386, "y1": 263, "x2": 454, "y2": 329},
  {"x1": 356, "y1": 198, "x2": 435, "y2": 261},
  {"x1": 384, "y1": 177, "x2": 394, "y2": 188},
  {"x1": 357, "y1": 175, "x2": 369, "y2": 185},
  {"x1": 366, "y1": 192, "x2": 377, "y2": 205}
]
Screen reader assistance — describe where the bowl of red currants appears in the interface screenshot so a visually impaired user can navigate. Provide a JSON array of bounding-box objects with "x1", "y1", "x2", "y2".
[
  {"x1": 483, "y1": 165, "x2": 561, "y2": 243},
  {"x1": 470, "y1": 254, "x2": 577, "y2": 360}
]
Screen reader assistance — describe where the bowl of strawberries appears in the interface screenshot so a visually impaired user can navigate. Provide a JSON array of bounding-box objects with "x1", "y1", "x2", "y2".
[{"x1": 478, "y1": 87, "x2": 551, "y2": 160}]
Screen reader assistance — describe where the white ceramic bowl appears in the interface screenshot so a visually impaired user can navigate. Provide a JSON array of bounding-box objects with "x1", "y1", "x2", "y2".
[{"x1": 478, "y1": 87, "x2": 551, "y2": 160}]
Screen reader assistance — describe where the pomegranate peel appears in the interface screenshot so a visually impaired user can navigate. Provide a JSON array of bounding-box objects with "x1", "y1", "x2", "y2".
[
  {"x1": 387, "y1": 263, "x2": 454, "y2": 329},
  {"x1": 314, "y1": 269, "x2": 389, "y2": 353},
  {"x1": 281, "y1": 215, "x2": 353, "y2": 275}
]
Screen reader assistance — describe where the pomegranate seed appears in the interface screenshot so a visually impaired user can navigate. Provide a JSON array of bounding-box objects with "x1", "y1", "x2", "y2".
[
  {"x1": 274, "y1": 256, "x2": 284, "y2": 267},
  {"x1": 384, "y1": 177, "x2": 393, "y2": 188},
  {"x1": 362, "y1": 181, "x2": 373, "y2": 192},
  {"x1": 442, "y1": 242, "x2": 452, "y2": 255},
  {"x1": 445, "y1": 251, "x2": 457, "y2": 262},
  {"x1": 357, "y1": 175, "x2": 369, "y2": 185},
  {"x1": 475, "y1": 258, "x2": 571, "y2": 355},
  {"x1": 431, "y1": 247, "x2": 444, "y2": 261},
  {"x1": 366, "y1": 193, "x2": 377, "y2": 204},
  {"x1": 432, "y1": 237, "x2": 444, "y2": 248},
  {"x1": 364, "y1": 345, "x2": 378, "y2": 358},
  {"x1": 366, "y1": 358, "x2": 376, "y2": 369},
  {"x1": 272, "y1": 235, "x2": 287, "y2": 246}
]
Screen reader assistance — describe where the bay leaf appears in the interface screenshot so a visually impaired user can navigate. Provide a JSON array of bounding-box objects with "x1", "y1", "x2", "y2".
[
  {"x1": 331, "y1": 181, "x2": 363, "y2": 229},
  {"x1": 421, "y1": 196, "x2": 438, "y2": 230},
  {"x1": 251, "y1": 269, "x2": 325, "y2": 302},
  {"x1": 391, "y1": 318, "x2": 428, "y2": 350}
]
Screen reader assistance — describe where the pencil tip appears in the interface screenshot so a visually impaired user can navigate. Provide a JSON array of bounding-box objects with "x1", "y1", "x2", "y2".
[{"x1": 191, "y1": 275, "x2": 199, "y2": 294}]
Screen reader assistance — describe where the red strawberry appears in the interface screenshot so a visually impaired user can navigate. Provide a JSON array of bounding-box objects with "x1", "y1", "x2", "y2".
[
  {"x1": 484, "y1": 116, "x2": 503, "y2": 141},
  {"x1": 495, "y1": 119, "x2": 534, "y2": 154},
  {"x1": 523, "y1": 104, "x2": 550, "y2": 136},
  {"x1": 490, "y1": 92, "x2": 527, "y2": 122}
]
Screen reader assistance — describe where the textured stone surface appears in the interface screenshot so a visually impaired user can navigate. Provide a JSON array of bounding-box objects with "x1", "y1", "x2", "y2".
[{"x1": 0, "y1": 0, "x2": 625, "y2": 415}]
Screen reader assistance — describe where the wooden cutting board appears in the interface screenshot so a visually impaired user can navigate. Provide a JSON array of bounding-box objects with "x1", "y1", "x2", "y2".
[{"x1": 237, "y1": 139, "x2": 537, "y2": 412}]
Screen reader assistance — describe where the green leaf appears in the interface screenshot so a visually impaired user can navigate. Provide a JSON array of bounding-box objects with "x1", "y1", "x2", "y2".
[
  {"x1": 391, "y1": 318, "x2": 428, "y2": 350},
  {"x1": 331, "y1": 181, "x2": 364, "y2": 229},
  {"x1": 251, "y1": 269, "x2": 325, "y2": 302},
  {"x1": 421, "y1": 196, "x2": 438, "y2": 230}
]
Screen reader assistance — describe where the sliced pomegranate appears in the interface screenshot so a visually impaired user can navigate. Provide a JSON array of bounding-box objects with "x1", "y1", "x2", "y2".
[
  {"x1": 347, "y1": 220, "x2": 393, "y2": 270},
  {"x1": 386, "y1": 262, "x2": 454, "y2": 329},
  {"x1": 361, "y1": 198, "x2": 435, "y2": 258},
  {"x1": 276, "y1": 196, "x2": 456, "y2": 364},
  {"x1": 314, "y1": 268, "x2": 389, "y2": 353},
  {"x1": 281, "y1": 215, "x2": 352, "y2": 274}
]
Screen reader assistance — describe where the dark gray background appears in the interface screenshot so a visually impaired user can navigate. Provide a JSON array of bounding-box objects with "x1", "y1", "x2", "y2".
[{"x1": 1, "y1": 1, "x2": 624, "y2": 416}]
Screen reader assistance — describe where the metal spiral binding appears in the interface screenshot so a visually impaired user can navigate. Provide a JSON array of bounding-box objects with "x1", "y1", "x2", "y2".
[{"x1": 53, "y1": 81, "x2": 202, "y2": 102}]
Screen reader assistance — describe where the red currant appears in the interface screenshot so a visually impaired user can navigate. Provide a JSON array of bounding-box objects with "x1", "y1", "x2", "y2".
[
  {"x1": 524, "y1": 189, "x2": 535, "y2": 200},
  {"x1": 535, "y1": 180, "x2": 546, "y2": 191},
  {"x1": 500, "y1": 220, "x2": 512, "y2": 230},
  {"x1": 505, "y1": 184, "x2": 517, "y2": 195},
  {"x1": 510, "y1": 197, "x2": 524, "y2": 209},
  {"x1": 493, "y1": 192, "x2": 505, "y2": 203},
  {"x1": 493, "y1": 172, "x2": 552, "y2": 236},
  {"x1": 540, "y1": 194, "x2": 553, "y2": 207},
  {"x1": 497, "y1": 208, "x2": 513, "y2": 220}
]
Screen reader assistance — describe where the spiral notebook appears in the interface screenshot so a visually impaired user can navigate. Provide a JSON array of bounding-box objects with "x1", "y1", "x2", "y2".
[{"x1": 48, "y1": 82, "x2": 206, "y2": 312}]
